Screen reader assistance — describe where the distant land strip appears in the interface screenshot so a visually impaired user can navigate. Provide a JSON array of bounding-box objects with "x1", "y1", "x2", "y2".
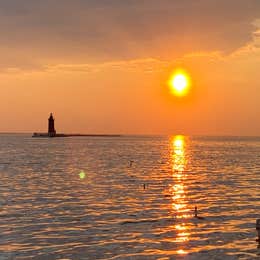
[{"x1": 32, "y1": 133, "x2": 121, "y2": 138}]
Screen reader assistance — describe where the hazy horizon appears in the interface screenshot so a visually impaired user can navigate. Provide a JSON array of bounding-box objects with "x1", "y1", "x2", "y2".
[
  {"x1": 1, "y1": 131, "x2": 260, "y2": 138},
  {"x1": 1, "y1": 1, "x2": 260, "y2": 135}
]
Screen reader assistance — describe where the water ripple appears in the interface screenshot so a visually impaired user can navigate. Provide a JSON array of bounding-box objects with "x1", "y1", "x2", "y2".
[{"x1": 0, "y1": 135, "x2": 259, "y2": 259}]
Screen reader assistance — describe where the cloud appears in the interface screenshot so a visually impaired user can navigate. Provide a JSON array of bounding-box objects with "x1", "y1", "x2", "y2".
[
  {"x1": 0, "y1": 0, "x2": 259, "y2": 70},
  {"x1": 229, "y1": 18, "x2": 260, "y2": 58},
  {"x1": 46, "y1": 58, "x2": 169, "y2": 74}
]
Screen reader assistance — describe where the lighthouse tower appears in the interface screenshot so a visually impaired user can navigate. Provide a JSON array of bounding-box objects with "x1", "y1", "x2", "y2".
[{"x1": 48, "y1": 113, "x2": 56, "y2": 137}]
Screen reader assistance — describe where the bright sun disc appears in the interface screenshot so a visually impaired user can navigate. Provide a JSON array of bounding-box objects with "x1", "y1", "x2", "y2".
[{"x1": 169, "y1": 71, "x2": 190, "y2": 97}]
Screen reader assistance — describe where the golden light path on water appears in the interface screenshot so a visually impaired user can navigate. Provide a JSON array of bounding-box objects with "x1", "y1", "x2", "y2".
[{"x1": 170, "y1": 135, "x2": 191, "y2": 255}]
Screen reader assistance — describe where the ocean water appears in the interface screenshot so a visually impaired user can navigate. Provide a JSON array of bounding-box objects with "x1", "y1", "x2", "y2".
[{"x1": 0, "y1": 134, "x2": 259, "y2": 260}]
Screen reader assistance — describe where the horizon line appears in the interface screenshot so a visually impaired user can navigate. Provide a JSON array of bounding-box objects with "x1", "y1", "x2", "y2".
[{"x1": 0, "y1": 132, "x2": 260, "y2": 138}]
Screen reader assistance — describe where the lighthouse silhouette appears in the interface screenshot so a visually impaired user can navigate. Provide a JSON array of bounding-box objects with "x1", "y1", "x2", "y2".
[{"x1": 48, "y1": 113, "x2": 56, "y2": 137}]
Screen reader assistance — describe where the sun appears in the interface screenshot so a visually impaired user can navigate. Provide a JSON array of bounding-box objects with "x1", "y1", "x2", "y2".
[{"x1": 168, "y1": 70, "x2": 191, "y2": 97}]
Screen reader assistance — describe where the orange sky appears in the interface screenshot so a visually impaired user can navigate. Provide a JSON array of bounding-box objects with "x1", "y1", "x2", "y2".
[{"x1": 0, "y1": 1, "x2": 260, "y2": 135}]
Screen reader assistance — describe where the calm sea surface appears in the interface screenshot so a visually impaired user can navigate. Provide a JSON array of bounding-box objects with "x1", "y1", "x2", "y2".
[{"x1": 0, "y1": 135, "x2": 259, "y2": 259}]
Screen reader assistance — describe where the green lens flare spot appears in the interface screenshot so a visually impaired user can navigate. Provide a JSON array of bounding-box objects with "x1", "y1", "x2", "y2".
[{"x1": 79, "y1": 171, "x2": 86, "y2": 179}]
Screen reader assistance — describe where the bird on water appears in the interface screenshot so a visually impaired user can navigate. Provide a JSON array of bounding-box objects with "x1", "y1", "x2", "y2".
[
  {"x1": 129, "y1": 160, "x2": 134, "y2": 167},
  {"x1": 194, "y1": 206, "x2": 205, "y2": 220}
]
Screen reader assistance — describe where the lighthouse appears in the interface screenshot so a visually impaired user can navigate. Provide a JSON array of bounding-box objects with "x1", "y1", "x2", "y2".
[{"x1": 48, "y1": 113, "x2": 56, "y2": 137}]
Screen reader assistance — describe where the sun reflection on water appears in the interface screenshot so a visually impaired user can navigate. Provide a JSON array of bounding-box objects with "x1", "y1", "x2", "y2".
[{"x1": 170, "y1": 135, "x2": 190, "y2": 254}]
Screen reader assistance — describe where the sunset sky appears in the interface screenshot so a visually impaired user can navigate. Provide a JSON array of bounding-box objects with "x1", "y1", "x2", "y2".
[{"x1": 1, "y1": 0, "x2": 260, "y2": 135}]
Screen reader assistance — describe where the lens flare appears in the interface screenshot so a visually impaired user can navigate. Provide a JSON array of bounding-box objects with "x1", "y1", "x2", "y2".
[{"x1": 79, "y1": 171, "x2": 86, "y2": 179}]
